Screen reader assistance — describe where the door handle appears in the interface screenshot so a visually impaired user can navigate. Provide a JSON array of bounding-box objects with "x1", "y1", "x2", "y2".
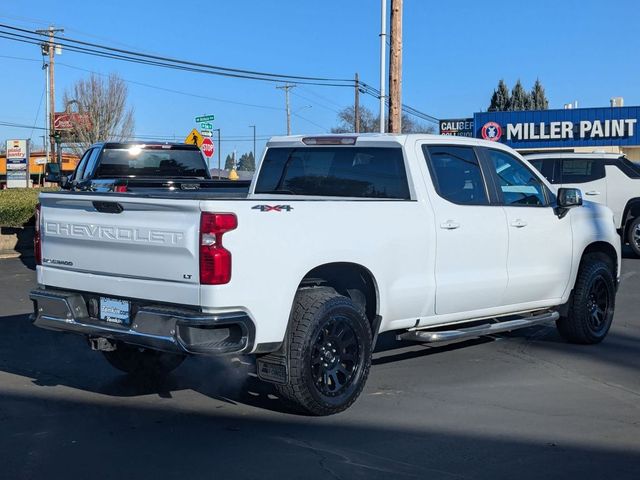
[
  {"x1": 440, "y1": 220, "x2": 460, "y2": 230},
  {"x1": 510, "y1": 219, "x2": 527, "y2": 228},
  {"x1": 585, "y1": 191, "x2": 600, "y2": 196}
]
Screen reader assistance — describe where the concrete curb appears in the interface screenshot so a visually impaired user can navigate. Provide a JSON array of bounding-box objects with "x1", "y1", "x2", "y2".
[{"x1": 0, "y1": 226, "x2": 34, "y2": 260}]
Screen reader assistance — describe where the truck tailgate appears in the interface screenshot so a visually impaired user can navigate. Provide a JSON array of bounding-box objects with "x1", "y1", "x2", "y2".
[{"x1": 38, "y1": 193, "x2": 201, "y2": 305}]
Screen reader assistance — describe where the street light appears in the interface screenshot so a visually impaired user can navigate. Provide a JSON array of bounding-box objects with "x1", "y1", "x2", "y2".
[
  {"x1": 291, "y1": 105, "x2": 312, "y2": 134},
  {"x1": 211, "y1": 128, "x2": 221, "y2": 179},
  {"x1": 249, "y1": 125, "x2": 256, "y2": 166}
]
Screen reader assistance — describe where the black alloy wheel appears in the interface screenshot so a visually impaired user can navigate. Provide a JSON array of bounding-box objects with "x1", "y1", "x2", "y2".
[
  {"x1": 585, "y1": 276, "x2": 611, "y2": 336},
  {"x1": 310, "y1": 315, "x2": 361, "y2": 397}
]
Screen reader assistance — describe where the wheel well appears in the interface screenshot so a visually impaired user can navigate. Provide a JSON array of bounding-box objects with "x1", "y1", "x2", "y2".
[
  {"x1": 621, "y1": 199, "x2": 640, "y2": 238},
  {"x1": 299, "y1": 262, "x2": 379, "y2": 327},
  {"x1": 581, "y1": 242, "x2": 618, "y2": 277}
]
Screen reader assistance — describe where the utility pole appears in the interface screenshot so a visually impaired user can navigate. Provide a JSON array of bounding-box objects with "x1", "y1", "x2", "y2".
[
  {"x1": 276, "y1": 84, "x2": 296, "y2": 135},
  {"x1": 388, "y1": 0, "x2": 402, "y2": 133},
  {"x1": 354, "y1": 73, "x2": 360, "y2": 133},
  {"x1": 36, "y1": 26, "x2": 64, "y2": 163},
  {"x1": 379, "y1": 0, "x2": 387, "y2": 133},
  {"x1": 249, "y1": 125, "x2": 256, "y2": 164}
]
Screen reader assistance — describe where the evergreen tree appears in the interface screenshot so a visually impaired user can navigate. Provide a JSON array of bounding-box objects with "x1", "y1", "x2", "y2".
[
  {"x1": 238, "y1": 152, "x2": 256, "y2": 171},
  {"x1": 489, "y1": 79, "x2": 510, "y2": 111},
  {"x1": 509, "y1": 80, "x2": 531, "y2": 111},
  {"x1": 224, "y1": 154, "x2": 235, "y2": 170},
  {"x1": 530, "y1": 78, "x2": 549, "y2": 110}
]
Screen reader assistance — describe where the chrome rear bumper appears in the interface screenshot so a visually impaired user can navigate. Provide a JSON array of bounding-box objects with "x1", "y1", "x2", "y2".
[{"x1": 30, "y1": 288, "x2": 255, "y2": 355}]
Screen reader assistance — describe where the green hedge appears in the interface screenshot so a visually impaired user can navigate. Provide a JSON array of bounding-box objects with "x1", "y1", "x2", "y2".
[{"x1": 0, "y1": 188, "x2": 57, "y2": 228}]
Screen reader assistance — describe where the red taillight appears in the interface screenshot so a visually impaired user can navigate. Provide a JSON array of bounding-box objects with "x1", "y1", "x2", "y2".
[
  {"x1": 34, "y1": 203, "x2": 42, "y2": 265},
  {"x1": 114, "y1": 185, "x2": 128, "y2": 192},
  {"x1": 199, "y1": 213, "x2": 237, "y2": 285}
]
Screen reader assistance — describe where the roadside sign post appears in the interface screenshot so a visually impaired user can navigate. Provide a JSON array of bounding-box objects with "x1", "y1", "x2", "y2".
[
  {"x1": 185, "y1": 128, "x2": 204, "y2": 148},
  {"x1": 5, "y1": 140, "x2": 30, "y2": 188},
  {"x1": 201, "y1": 137, "x2": 215, "y2": 170},
  {"x1": 195, "y1": 114, "x2": 215, "y2": 123}
]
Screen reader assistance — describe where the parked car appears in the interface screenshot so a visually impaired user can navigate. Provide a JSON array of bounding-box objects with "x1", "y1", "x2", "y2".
[
  {"x1": 526, "y1": 152, "x2": 640, "y2": 256},
  {"x1": 31, "y1": 134, "x2": 621, "y2": 415},
  {"x1": 47, "y1": 142, "x2": 250, "y2": 196}
]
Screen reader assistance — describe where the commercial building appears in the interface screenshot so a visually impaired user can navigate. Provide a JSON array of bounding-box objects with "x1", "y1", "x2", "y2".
[{"x1": 440, "y1": 100, "x2": 640, "y2": 161}]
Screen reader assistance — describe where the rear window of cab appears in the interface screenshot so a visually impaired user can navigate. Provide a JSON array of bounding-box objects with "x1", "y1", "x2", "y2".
[{"x1": 254, "y1": 147, "x2": 410, "y2": 199}]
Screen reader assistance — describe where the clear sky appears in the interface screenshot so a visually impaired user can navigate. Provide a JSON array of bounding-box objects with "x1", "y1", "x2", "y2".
[{"x1": 1, "y1": 0, "x2": 639, "y2": 163}]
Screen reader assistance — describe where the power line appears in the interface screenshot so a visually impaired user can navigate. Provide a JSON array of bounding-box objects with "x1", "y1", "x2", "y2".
[
  {"x1": 0, "y1": 20, "x2": 440, "y2": 126},
  {"x1": 0, "y1": 54, "x2": 284, "y2": 111},
  {"x1": 29, "y1": 85, "x2": 46, "y2": 139},
  {"x1": 0, "y1": 23, "x2": 355, "y2": 85},
  {"x1": 0, "y1": 118, "x2": 278, "y2": 141},
  {"x1": 290, "y1": 90, "x2": 342, "y2": 114},
  {"x1": 57, "y1": 62, "x2": 284, "y2": 111},
  {"x1": 291, "y1": 112, "x2": 329, "y2": 132}
]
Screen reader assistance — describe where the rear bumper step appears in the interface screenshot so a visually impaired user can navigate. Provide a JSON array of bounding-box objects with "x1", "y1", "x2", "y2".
[
  {"x1": 397, "y1": 311, "x2": 559, "y2": 344},
  {"x1": 30, "y1": 288, "x2": 255, "y2": 355}
]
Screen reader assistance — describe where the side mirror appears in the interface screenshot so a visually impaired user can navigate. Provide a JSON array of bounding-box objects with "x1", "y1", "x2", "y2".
[
  {"x1": 556, "y1": 188, "x2": 582, "y2": 218},
  {"x1": 44, "y1": 163, "x2": 61, "y2": 183},
  {"x1": 558, "y1": 188, "x2": 583, "y2": 208},
  {"x1": 44, "y1": 171, "x2": 61, "y2": 183}
]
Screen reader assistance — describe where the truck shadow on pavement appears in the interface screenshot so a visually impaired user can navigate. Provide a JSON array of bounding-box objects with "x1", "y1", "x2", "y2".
[
  {"x1": 0, "y1": 313, "x2": 293, "y2": 413},
  {"x1": 3, "y1": 311, "x2": 638, "y2": 418}
]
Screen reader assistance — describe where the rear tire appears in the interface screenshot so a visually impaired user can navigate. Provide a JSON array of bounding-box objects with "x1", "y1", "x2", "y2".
[
  {"x1": 276, "y1": 288, "x2": 372, "y2": 416},
  {"x1": 627, "y1": 217, "x2": 640, "y2": 257},
  {"x1": 556, "y1": 255, "x2": 615, "y2": 344},
  {"x1": 102, "y1": 343, "x2": 185, "y2": 377}
]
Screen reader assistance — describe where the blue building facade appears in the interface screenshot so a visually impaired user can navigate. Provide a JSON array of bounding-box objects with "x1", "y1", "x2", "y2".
[{"x1": 473, "y1": 106, "x2": 640, "y2": 151}]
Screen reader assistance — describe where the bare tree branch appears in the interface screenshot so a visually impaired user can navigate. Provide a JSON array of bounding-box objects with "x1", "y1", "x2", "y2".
[
  {"x1": 331, "y1": 105, "x2": 434, "y2": 134},
  {"x1": 63, "y1": 73, "x2": 135, "y2": 155}
]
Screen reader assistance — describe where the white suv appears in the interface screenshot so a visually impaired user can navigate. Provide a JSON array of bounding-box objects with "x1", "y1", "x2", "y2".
[{"x1": 526, "y1": 152, "x2": 640, "y2": 256}]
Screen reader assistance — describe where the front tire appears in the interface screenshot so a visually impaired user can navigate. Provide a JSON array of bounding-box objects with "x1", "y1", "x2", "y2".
[
  {"x1": 102, "y1": 343, "x2": 186, "y2": 377},
  {"x1": 627, "y1": 217, "x2": 640, "y2": 257},
  {"x1": 276, "y1": 288, "x2": 372, "y2": 416},
  {"x1": 557, "y1": 255, "x2": 616, "y2": 344}
]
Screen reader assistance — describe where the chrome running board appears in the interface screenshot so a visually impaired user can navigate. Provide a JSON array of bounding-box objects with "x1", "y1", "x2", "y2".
[{"x1": 397, "y1": 311, "x2": 559, "y2": 345}]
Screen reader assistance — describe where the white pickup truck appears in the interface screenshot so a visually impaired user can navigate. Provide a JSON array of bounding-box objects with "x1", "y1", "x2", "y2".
[{"x1": 31, "y1": 134, "x2": 621, "y2": 415}]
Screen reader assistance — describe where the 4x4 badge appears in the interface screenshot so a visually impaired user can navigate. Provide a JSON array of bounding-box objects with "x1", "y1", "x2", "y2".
[{"x1": 252, "y1": 205, "x2": 293, "y2": 212}]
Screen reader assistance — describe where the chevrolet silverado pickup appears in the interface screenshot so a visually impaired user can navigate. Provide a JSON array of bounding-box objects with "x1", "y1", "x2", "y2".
[
  {"x1": 31, "y1": 134, "x2": 621, "y2": 415},
  {"x1": 50, "y1": 141, "x2": 250, "y2": 196}
]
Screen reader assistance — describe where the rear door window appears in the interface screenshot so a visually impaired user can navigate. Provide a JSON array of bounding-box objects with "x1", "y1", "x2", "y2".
[
  {"x1": 254, "y1": 147, "x2": 410, "y2": 199},
  {"x1": 560, "y1": 158, "x2": 605, "y2": 183},
  {"x1": 423, "y1": 145, "x2": 488, "y2": 205}
]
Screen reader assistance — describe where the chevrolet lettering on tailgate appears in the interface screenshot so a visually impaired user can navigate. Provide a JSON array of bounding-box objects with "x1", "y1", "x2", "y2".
[{"x1": 44, "y1": 222, "x2": 185, "y2": 245}]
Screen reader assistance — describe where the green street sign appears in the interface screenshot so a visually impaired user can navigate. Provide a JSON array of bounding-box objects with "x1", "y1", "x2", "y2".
[
  {"x1": 195, "y1": 114, "x2": 215, "y2": 123},
  {"x1": 200, "y1": 122, "x2": 213, "y2": 130}
]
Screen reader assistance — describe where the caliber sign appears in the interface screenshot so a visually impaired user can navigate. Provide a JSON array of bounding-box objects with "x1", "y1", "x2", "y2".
[
  {"x1": 201, "y1": 138, "x2": 214, "y2": 158},
  {"x1": 439, "y1": 118, "x2": 474, "y2": 137}
]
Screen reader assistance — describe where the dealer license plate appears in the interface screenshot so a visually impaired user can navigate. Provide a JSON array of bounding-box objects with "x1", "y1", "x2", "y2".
[{"x1": 99, "y1": 297, "x2": 130, "y2": 325}]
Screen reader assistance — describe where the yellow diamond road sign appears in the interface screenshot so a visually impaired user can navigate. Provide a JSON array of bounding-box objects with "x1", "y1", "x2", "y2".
[{"x1": 185, "y1": 128, "x2": 204, "y2": 147}]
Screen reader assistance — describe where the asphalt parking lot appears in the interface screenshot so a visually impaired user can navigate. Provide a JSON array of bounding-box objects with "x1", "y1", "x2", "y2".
[{"x1": 1, "y1": 254, "x2": 639, "y2": 479}]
